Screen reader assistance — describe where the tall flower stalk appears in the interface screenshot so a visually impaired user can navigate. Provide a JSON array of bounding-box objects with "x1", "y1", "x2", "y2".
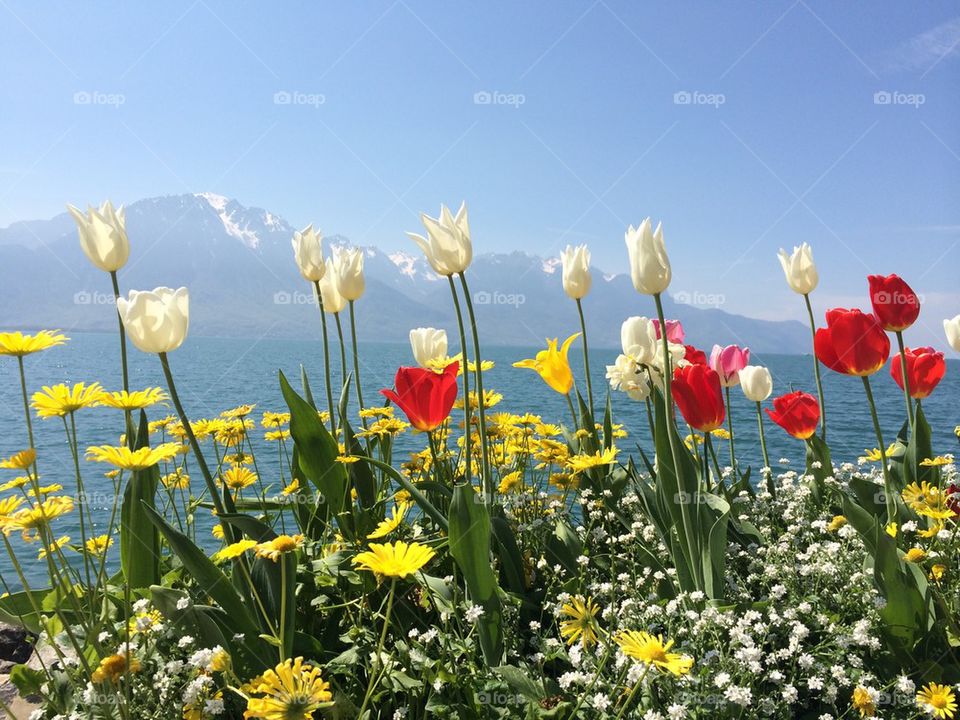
[
  {"x1": 312, "y1": 281, "x2": 337, "y2": 434},
  {"x1": 447, "y1": 277, "x2": 473, "y2": 484},
  {"x1": 458, "y1": 272, "x2": 492, "y2": 497}
]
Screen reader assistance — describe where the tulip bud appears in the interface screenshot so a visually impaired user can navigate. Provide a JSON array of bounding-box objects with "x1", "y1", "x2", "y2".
[
  {"x1": 624, "y1": 218, "x2": 671, "y2": 295},
  {"x1": 67, "y1": 200, "x2": 129, "y2": 272},
  {"x1": 409, "y1": 327, "x2": 448, "y2": 369},
  {"x1": 739, "y1": 365, "x2": 773, "y2": 402},
  {"x1": 291, "y1": 224, "x2": 325, "y2": 282},
  {"x1": 560, "y1": 244, "x2": 591, "y2": 300},
  {"x1": 943, "y1": 315, "x2": 960, "y2": 352},
  {"x1": 653, "y1": 319, "x2": 684, "y2": 344},
  {"x1": 116, "y1": 287, "x2": 189, "y2": 354},
  {"x1": 709, "y1": 344, "x2": 751, "y2": 387},
  {"x1": 620, "y1": 317, "x2": 658, "y2": 365},
  {"x1": 333, "y1": 247, "x2": 365, "y2": 301},
  {"x1": 777, "y1": 243, "x2": 818, "y2": 295},
  {"x1": 407, "y1": 202, "x2": 472, "y2": 276},
  {"x1": 868, "y1": 274, "x2": 920, "y2": 332},
  {"x1": 317, "y1": 258, "x2": 346, "y2": 314}
]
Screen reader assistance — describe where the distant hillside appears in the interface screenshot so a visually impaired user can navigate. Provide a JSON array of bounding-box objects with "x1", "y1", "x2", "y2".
[{"x1": 0, "y1": 193, "x2": 811, "y2": 352}]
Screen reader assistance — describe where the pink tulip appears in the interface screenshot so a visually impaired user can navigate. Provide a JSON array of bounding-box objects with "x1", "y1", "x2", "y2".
[
  {"x1": 709, "y1": 344, "x2": 750, "y2": 387},
  {"x1": 653, "y1": 319, "x2": 685, "y2": 344}
]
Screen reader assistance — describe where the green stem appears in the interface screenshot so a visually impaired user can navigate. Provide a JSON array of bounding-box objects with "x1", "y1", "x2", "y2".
[
  {"x1": 358, "y1": 579, "x2": 396, "y2": 717},
  {"x1": 279, "y1": 559, "x2": 288, "y2": 661},
  {"x1": 348, "y1": 301, "x2": 368, "y2": 431},
  {"x1": 447, "y1": 277, "x2": 472, "y2": 484},
  {"x1": 158, "y1": 353, "x2": 232, "y2": 536},
  {"x1": 654, "y1": 292, "x2": 701, "y2": 590},
  {"x1": 724, "y1": 385, "x2": 737, "y2": 479},
  {"x1": 575, "y1": 298, "x2": 595, "y2": 419},
  {"x1": 895, "y1": 331, "x2": 914, "y2": 430},
  {"x1": 862, "y1": 375, "x2": 896, "y2": 523},
  {"x1": 17, "y1": 356, "x2": 35, "y2": 452},
  {"x1": 756, "y1": 401, "x2": 773, "y2": 497},
  {"x1": 613, "y1": 664, "x2": 652, "y2": 720},
  {"x1": 110, "y1": 270, "x2": 134, "y2": 445},
  {"x1": 64, "y1": 414, "x2": 94, "y2": 605},
  {"x1": 457, "y1": 273, "x2": 491, "y2": 498},
  {"x1": 313, "y1": 281, "x2": 337, "y2": 435},
  {"x1": 334, "y1": 312, "x2": 349, "y2": 421},
  {"x1": 803, "y1": 293, "x2": 826, "y2": 440},
  {"x1": 565, "y1": 392, "x2": 579, "y2": 433}
]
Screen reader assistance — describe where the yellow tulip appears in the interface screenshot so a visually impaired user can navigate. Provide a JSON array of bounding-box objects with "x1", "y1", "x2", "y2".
[{"x1": 513, "y1": 333, "x2": 580, "y2": 395}]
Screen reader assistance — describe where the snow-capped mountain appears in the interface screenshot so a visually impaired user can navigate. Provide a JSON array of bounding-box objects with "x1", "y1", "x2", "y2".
[{"x1": 0, "y1": 193, "x2": 810, "y2": 352}]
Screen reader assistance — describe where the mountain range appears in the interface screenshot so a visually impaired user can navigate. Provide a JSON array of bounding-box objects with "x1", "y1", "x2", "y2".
[{"x1": 0, "y1": 193, "x2": 811, "y2": 353}]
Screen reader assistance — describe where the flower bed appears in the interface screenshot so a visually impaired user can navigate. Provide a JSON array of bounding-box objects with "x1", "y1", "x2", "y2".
[{"x1": 0, "y1": 203, "x2": 957, "y2": 719}]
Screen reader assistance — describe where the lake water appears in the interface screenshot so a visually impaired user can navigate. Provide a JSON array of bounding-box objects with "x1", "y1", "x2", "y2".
[{"x1": 1, "y1": 331, "x2": 958, "y2": 586}]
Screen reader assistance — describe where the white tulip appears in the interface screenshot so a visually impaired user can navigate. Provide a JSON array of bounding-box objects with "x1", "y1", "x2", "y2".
[
  {"x1": 407, "y1": 202, "x2": 472, "y2": 276},
  {"x1": 560, "y1": 244, "x2": 592, "y2": 300},
  {"x1": 333, "y1": 247, "x2": 365, "y2": 301},
  {"x1": 777, "y1": 243, "x2": 818, "y2": 295},
  {"x1": 624, "y1": 218, "x2": 671, "y2": 295},
  {"x1": 739, "y1": 365, "x2": 773, "y2": 402},
  {"x1": 409, "y1": 327, "x2": 448, "y2": 369},
  {"x1": 291, "y1": 224, "x2": 325, "y2": 282},
  {"x1": 67, "y1": 200, "x2": 129, "y2": 272},
  {"x1": 620, "y1": 316, "x2": 659, "y2": 365},
  {"x1": 650, "y1": 341, "x2": 687, "y2": 375},
  {"x1": 945, "y1": 314, "x2": 960, "y2": 352},
  {"x1": 116, "y1": 287, "x2": 189, "y2": 354},
  {"x1": 317, "y1": 259, "x2": 346, "y2": 314}
]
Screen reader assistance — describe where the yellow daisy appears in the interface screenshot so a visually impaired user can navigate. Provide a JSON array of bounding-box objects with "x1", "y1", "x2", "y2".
[
  {"x1": 559, "y1": 596, "x2": 600, "y2": 649},
  {"x1": 352, "y1": 541, "x2": 435, "y2": 579},
  {"x1": 222, "y1": 466, "x2": 258, "y2": 490},
  {"x1": 91, "y1": 652, "x2": 140, "y2": 684},
  {"x1": 97, "y1": 387, "x2": 168, "y2": 410},
  {"x1": 0, "y1": 449, "x2": 35, "y2": 470},
  {"x1": 567, "y1": 447, "x2": 619, "y2": 473},
  {"x1": 85, "y1": 443, "x2": 181, "y2": 471},
  {"x1": 917, "y1": 682, "x2": 957, "y2": 719},
  {"x1": 243, "y1": 656, "x2": 333, "y2": 719},
  {"x1": 367, "y1": 503, "x2": 410, "y2": 539},
  {"x1": 31, "y1": 382, "x2": 103, "y2": 418},
  {"x1": 615, "y1": 630, "x2": 693, "y2": 676},
  {"x1": 0, "y1": 330, "x2": 67, "y2": 357},
  {"x1": 212, "y1": 539, "x2": 257, "y2": 563},
  {"x1": 254, "y1": 534, "x2": 304, "y2": 562}
]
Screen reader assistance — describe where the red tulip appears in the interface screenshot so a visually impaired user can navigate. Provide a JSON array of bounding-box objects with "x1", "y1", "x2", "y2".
[
  {"x1": 868, "y1": 274, "x2": 920, "y2": 332},
  {"x1": 814, "y1": 308, "x2": 890, "y2": 376},
  {"x1": 890, "y1": 346, "x2": 946, "y2": 399},
  {"x1": 380, "y1": 362, "x2": 459, "y2": 432},
  {"x1": 684, "y1": 345, "x2": 707, "y2": 365},
  {"x1": 946, "y1": 484, "x2": 960, "y2": 517},
  {"x1": 671, "y1": 364, "x2": 725, "y2": 432},
  {"x1": 766, "y1": 391, "x2": 820, "y2": 440}
]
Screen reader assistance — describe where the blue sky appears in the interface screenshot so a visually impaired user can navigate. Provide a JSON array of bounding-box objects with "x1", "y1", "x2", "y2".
[{"x1": 1, "y1": 1, "x2": 958, "y2": 345}]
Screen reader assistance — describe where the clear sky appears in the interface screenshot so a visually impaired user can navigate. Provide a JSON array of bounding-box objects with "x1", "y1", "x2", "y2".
[{"x1": 1, "y1": 1, "x2": 958, "y2": 344}]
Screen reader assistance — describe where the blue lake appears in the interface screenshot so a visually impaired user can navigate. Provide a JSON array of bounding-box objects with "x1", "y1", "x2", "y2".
[{"x1": 1, "y1": 331, "x2": 957, "y2": 586}]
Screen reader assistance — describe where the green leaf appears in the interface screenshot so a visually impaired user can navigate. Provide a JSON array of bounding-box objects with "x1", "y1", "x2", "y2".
[
  {"x1": 220, "y1": 513, "x2": 296, "y2": 661},
  {"x1": 360, "y1": 456, "x2": 448, "y2": 530},
  {"x1": 494, "y1": 665, "x2": 543, "y2": 701},
  {"x1": 280, "y1": 370, "x2": 349, "y2": 518},
  {"x1": 120, "y1": 410, "x2": 160, "y2": 588},
  {"x1": 804, "y1": 434, "x2": 832, "y2": 505},
  {"x1": 490, "y1": 510, "x2": 526, "y2": 596},
  {"x1": 9, "y1": 664, "x2": 45, "y2": 697},
  {"x1": 447, "y1": 483, "x2": 502, "y2": 666},
  {"x1": 905, "y1": 401, "x2": 934, "y2": 486},
  {"x1": 141, "y1": 503, "x2": 260, "y2": 637}
]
